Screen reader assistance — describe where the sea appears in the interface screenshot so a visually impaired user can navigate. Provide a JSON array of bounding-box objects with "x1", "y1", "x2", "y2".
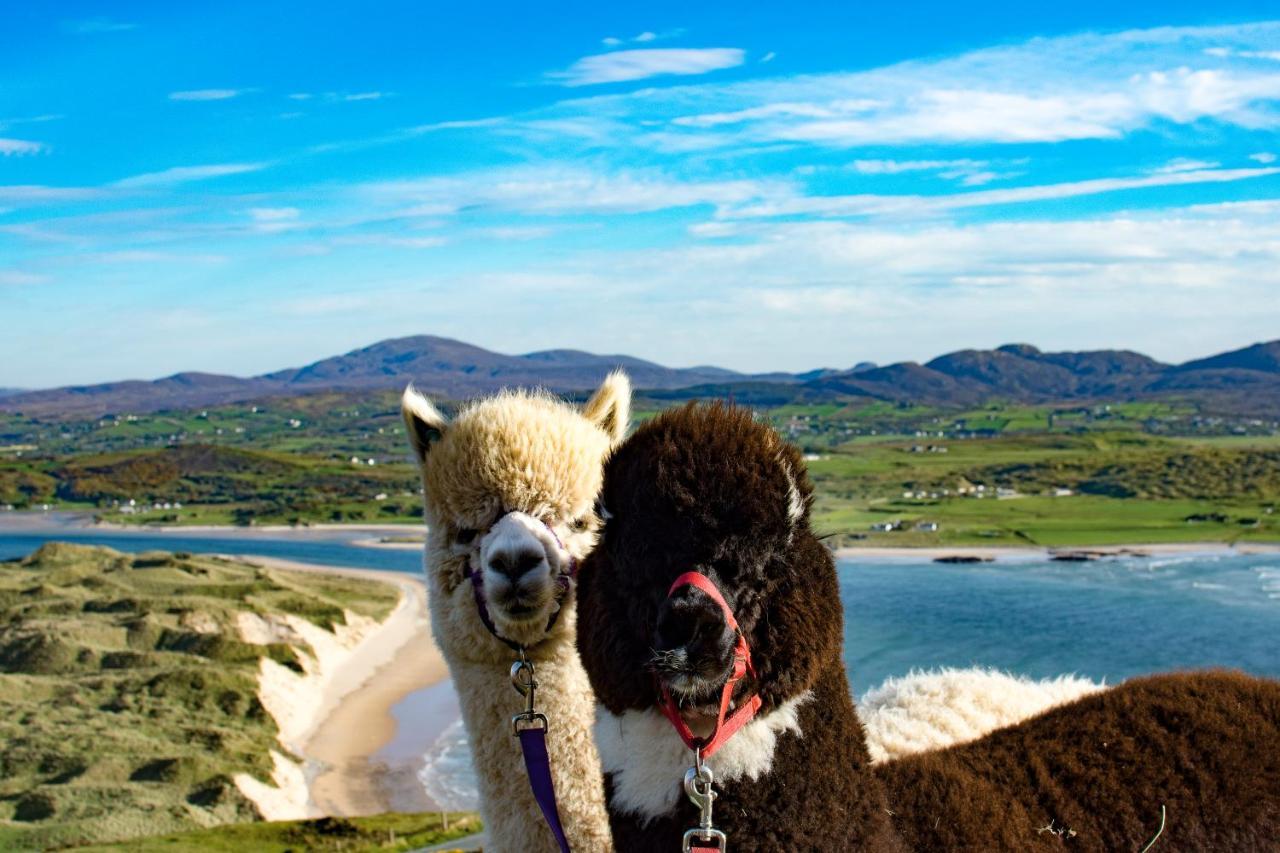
[{"x1": 3, "y1": 514, "x2": 1278, "y2": 812}]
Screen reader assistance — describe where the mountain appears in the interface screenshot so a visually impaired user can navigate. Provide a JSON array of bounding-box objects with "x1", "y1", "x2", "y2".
[
  {"x1": 799, "y1": 341, "x2": 1275, "y2": 412},
  {"x1": 1173, "y1": 340, "x2": 1280, "y2": 374},
  {"x1": 4, "y1": 337, "x2": 1278, "y2": 418},
  {"x1": 0, "y1": 336, "x2": 778, "y2": 417}
]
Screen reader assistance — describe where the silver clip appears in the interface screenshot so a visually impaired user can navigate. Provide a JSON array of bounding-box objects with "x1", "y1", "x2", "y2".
[
  {"x1": 682, "y1": 751, "x2": 727, "y2": 852},
  {"x1": 510, "y1": 651, "x2": 548, "y2": 734}
]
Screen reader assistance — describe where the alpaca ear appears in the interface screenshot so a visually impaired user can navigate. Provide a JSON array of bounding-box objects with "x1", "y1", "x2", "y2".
[
  {"x1": 583, "y1": 370, "x2": 631, "y2": 445},
  {"x1": 401, "y1": 384, "x2": 449, "y2": 461}
]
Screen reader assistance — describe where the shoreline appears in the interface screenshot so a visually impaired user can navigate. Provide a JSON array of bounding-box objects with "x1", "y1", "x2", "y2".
[
  {"x1": 8, "y1": 511, "x2": 1277, "y2": 560},
  {"x1": 229, "y1": 555, "x2": 450, "y2": 818},
  {"x1": 835, "y1": 541, "x2": 1280, "y2": 562}
]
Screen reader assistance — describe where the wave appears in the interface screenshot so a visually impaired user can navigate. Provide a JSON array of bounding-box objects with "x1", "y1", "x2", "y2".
[{"x1": 416, "y1": 718, "x2": 479, "y2": 812}]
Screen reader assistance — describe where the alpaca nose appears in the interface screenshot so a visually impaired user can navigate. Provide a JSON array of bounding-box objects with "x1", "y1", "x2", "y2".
[
  {"x1": 487, "y1": 547, "x2": 545, "y2": 581},
  {"x1": 655, "y1": 590, "x2": 730, "y2": 657}
]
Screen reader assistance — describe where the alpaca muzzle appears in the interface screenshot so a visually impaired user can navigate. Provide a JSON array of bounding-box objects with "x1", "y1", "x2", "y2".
[
  {"x1": 652, "y1": 584, "x2": 739, "y2": 704},
  {"x1": 657, "y1": 572, "x2": 763, "y2": 759},
  {"x1": 464, "y1": 511, "x2": 576, "y2": 650}
]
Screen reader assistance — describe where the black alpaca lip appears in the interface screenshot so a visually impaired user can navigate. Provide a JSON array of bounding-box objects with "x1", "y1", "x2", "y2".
[{"x1": 651, "y1": 649, "x2": 736, "y2": 703}]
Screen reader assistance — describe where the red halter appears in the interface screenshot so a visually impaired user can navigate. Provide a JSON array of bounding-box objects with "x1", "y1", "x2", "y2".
[{"x1": 658, "y1": 571, "x2": 763, "y2": 759}]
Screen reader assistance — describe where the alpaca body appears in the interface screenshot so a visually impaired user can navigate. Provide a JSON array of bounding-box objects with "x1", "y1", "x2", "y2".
[
  {"x1": 858, "y1": 667, "x2": 1106, "y2": 764},
  {"x1": 578, "y1": 403, "x2": 1280, "y2": 852},
  {"x1": 880, "y1": 669, "x2": 1280, "y2": 851},
  {"x1": 403, "y1": 376, "x2": 629, "y2": 853}
]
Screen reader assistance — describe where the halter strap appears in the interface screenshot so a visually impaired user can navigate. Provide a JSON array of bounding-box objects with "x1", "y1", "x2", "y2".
[
  {"x1": 462, "y1": 512, "x2": 577, "y2": 652},
  {"x1": 658, "y1": 571, "x2": 763, "y2": 759}
]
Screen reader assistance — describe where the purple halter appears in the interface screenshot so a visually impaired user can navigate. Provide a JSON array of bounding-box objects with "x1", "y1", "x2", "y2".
[{"x1": 460, "y1": 511, "x2": 578, "y2": 652}]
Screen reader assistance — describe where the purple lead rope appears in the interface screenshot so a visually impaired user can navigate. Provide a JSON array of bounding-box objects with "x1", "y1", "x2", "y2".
[{"x1": 518, "y1": 726, "x2": 572, "y2": 852}]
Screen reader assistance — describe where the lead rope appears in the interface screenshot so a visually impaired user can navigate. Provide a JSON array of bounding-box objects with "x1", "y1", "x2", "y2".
[{"x1": 510, "y1": 646, "x2": 571, "y2": 853}]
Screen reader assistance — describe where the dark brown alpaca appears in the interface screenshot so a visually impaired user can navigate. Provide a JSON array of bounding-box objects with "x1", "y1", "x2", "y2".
[{"x1": 576, "y1": 402, "x2": 1280, "y2": 851}]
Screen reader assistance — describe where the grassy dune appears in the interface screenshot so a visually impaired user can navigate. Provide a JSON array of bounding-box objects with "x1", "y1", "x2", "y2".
[
  {"x1": 74, "y1": 813, "x2": 482, "y2": 852},
  {"x1": 0, "y1": 543, "x2": 399, "y2": 850}
]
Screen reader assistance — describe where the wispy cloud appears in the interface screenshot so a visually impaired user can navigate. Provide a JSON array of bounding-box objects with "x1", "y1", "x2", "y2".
[
  {"x1": 286, "y1": 91, "x2": 392, "y2": 103},
  {"x1": 0, "y1": 139, "x2": 48, "y2": 156},
  {"x1": 725, "y1": 165, "x2": 1280, "y2": 219},
  {"x1": 112, "y1": 162, "x2": 270, "y2": 188},
  {"x1": 67, "y1": 18, "x2": 136, "y2": 34},
  {"x1": 0, "y1": 270, "x2": 48, "y2": 286},
  {"x1": 1148, "y1": 158, "x2": 1221, "y2": 174},
  {"x1": 168, "y1": 89, "x2": 248, "y2": 101},
  {"x1": 0, "y1": 185, "x2": 102, "y2": 205},
  {"x1": 521, "y1": 22, "x2": 1280, "y2": 152},
  {"x1": 248, "y1": 207, "x2": 302, "y2": 233},
  {"x1": 1251, "y1": 151, "x2": 1277, "y2": 164},
  {"x1": 601, "y1": 29, "x2": 684, "y2": 48},
  {"x1": 359, "y1": 166, "x2": 783, "y2": 218},
  {"x1": 550, "y1": 48, "x2": 746, "y2": 87}
]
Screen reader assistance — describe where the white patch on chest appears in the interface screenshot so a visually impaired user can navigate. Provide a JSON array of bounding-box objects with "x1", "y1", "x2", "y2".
[{"x1": 595, "y1": 692, "x2": 812, "y2": 824}]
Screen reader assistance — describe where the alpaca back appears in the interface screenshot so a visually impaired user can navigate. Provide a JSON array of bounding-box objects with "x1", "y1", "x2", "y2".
[{"x1": 878, "y1": 670, "x2": 1280, "y2": 851}]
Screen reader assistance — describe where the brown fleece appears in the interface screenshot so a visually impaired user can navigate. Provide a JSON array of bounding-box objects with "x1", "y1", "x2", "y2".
[{"x1": 578, "y1": 402, "x2": 1280, "y2": 852}]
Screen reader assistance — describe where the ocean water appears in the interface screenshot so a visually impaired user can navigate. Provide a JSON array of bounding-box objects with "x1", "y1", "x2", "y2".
[{"x1": 4, "y1": 521, "x2": 1278, "y2": 812}]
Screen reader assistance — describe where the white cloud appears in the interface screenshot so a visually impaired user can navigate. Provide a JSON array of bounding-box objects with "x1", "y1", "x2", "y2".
[
  {"x1": 168, "y1": 89, "x2": 247, "y2": 101},
  {"x1": 601, "y1": 30, "x2": 682, "y2": 48},
  {"x1": 550, "y1": 48, "x2": 746, "y2": 87},
  {"x1": 360, "y1": 166, "x2": 784, "y2": 217},
  {"x1": 521, "y1": 22, "x2": 1280, "y2": 152},
  {"x1": 68, "y1": 18, "x2": 136, "y2": 34},
  {"x1": 521, "y1": 200, "x2": 1280, "y2": 370},
  {"x1": 760, "y1": 52, "x2": 777, "y2": 64},
  {"x1": 0, "y1": 270, "x2": 48, "y2": 286},
  {"x1": 343, "y1": 91, "x2": 391, "y2": 101},
  {"x1": 112, "y1": 162, "x2": 269, "y2": 188},
  {"x1": 249, "y1": 207, "x2": 302, "y2": 233},
  {"x1": 0, "y1": 138, "x2": 47, "y2": 156},
  {"x1": 1149, "y1": 158, "x2": 1221, "y2": 174},
  {"x1": 288, "y1": 93, "x2": 313, "y2": 101},
  {"x1": 1251, "y1": 151, "x2": 1277, "y2": 163},
  {"x1": 0, "y1": 185, "x2": 101, "y2": 205},
  {"x1": 726, "y1": 165, "x2": 1280, "y2": 219},
  {"x1": 850, "y1": 158, "x2": 989, "y2": 175}
]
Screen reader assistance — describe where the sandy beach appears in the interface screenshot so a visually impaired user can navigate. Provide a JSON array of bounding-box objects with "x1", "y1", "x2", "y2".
[{"x1": 230, "y1": 555, "x2": 451, "y2": 817}]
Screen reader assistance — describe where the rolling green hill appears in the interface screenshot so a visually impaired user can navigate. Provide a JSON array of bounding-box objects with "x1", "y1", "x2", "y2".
[{"x1": 0, "y1": 543, "x2": 399, "y2": 850}]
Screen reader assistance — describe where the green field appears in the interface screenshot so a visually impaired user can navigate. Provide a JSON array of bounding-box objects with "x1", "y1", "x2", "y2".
[
  {"x1": 805, "y1": 431, "x2": 1278, "y2": 547},
  {"x1": 0, "y1": 543, "x2": 403, "y2": 850},
  {"x1": 2, "y1": 394, "x2": 1278, "y2": 544},
  {"x1": 74, "y1": 813, "x2": 481, "y2": 852}
]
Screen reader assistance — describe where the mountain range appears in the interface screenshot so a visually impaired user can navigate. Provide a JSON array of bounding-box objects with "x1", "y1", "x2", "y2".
[{"x1": 2, "y1": 336, "x2": 1277, "y2": 418}]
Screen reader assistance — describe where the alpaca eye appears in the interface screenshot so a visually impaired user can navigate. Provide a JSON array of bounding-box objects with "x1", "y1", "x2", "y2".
[
  {"x1": 456, "y1": 528, "x2": 479, "y2": 545},
  {"x1": 570, "y1": 516, "x2": 591, "y2": 533}
]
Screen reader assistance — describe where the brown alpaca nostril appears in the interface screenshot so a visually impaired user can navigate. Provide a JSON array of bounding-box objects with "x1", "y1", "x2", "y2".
[
  {"x1": 488, "y1": 548, "x2": 545, "y2": 580},
  {"x1": 655, "y1": 593, "x2": 732, "y2": 667}
]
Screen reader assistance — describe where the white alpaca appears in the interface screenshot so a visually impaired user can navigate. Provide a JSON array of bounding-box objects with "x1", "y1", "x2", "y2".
[
  {"x1": 402, "y1": 374, "x2": 629, "y2": 853},
  {"x1": 858, "y1": 667, "x2": 1106, "y2": 764}
]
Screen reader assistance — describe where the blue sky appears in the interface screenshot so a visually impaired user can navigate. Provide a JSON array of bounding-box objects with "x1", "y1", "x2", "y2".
[{"x1": 3, "y1": 2, "x2": 1280, "y2": 387}]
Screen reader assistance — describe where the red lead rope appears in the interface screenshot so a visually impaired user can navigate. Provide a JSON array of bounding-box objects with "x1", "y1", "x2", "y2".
[{"x1": 658, "y1": 572, "x2": 763, "y2": 759}]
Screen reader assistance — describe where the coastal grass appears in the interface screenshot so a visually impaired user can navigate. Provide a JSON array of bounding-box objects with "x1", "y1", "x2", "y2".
[
  {"x1": 69, "y1": 812, "x2": 483, "y2": 852},
  {"x1": 0, "y1": 543, "x2": 400, "y2": 850}
]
